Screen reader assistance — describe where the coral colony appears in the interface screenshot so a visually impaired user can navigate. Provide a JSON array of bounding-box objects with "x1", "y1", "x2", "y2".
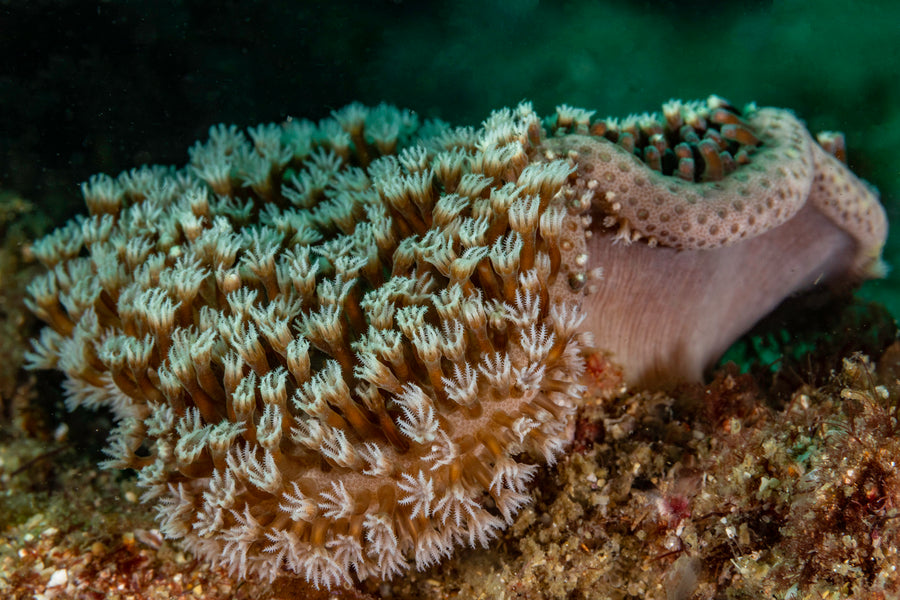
[{"x1": 24, "y1": 97, "x2": 886, "y2": 588}]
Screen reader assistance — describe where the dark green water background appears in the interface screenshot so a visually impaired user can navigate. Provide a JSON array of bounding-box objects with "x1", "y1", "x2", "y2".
[{"x1": 1, "y1": 0, "x2": 897, "y2": 315}]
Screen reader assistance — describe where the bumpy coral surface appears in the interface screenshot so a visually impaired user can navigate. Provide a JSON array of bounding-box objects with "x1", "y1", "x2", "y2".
[
  {"x1": 549, "y1": 100, "x2": 885, "y2": 264},
  {"x1": 23, "y1": 97, "x2": 887, "y2": 589},
  {"x1": 546, "y1": 97, "x2": 887, "y2": 385}
]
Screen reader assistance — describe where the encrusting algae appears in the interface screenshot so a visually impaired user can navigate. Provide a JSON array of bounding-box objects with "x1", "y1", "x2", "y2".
[{"x1": 19, "y1": 97, "x2": 888, "y2": 590}]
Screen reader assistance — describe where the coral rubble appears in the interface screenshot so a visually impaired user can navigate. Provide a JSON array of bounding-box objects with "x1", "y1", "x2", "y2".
[
  {"x1": 0, "y1": 190, "x2": 46, "y2": 429},
  {"x1": 390, "y1": 342, "x2": 900, "y2": 600},
  {"x1": 21, "y1": 97, "x2": 887, "y2": 589}
]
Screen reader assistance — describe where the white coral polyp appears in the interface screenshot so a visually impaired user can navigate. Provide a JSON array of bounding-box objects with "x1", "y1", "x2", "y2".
[{"x1": 26, "y1": 100, "x2": 592, "y2": 589}]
